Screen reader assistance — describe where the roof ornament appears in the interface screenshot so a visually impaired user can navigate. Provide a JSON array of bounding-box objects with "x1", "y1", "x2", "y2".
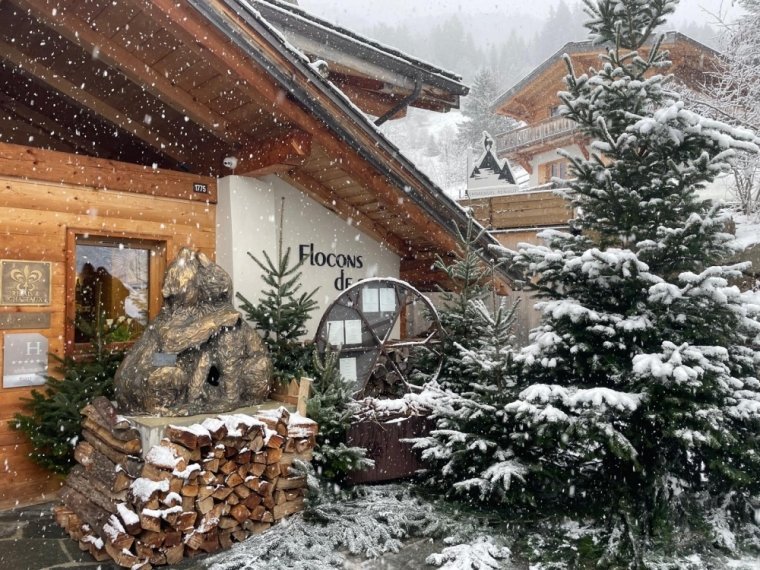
[
  {"x1": 465, "y1": 131, "x2": 519, "y2": 197},
  {"x1": 483, "y1": 131, "x2": 493, "y2": 152}
]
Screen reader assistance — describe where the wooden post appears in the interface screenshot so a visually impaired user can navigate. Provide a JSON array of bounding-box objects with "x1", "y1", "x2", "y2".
[{"x1": 297, "y1": 378, "x2": 312, "y2": 417}]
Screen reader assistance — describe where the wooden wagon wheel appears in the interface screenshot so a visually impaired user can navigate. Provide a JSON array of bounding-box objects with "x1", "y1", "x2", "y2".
[{"x1": 314, "y1": 278, "x2": 443, "y2": 398}]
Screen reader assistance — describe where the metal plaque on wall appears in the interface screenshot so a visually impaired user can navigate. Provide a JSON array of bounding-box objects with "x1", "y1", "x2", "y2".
[
  {"x1": 3, "y1": 332, "x2": 48, "y2": 388},
  {"x1": 0, "y1": 260, "x2": 52, "y2": 306}
]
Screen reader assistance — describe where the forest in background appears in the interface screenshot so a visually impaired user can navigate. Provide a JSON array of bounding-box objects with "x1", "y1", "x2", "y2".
[{"x1": 360, "y1": 0, "x2": 718, "y2": 197}]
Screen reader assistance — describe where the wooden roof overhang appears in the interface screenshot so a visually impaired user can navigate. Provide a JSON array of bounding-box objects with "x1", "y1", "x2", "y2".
[
  {"x1": 248, "y1": 0, "x2": 468, "y2": 116},
  {"x1": 0, "y1": 0, "x2": 517, "y2": 292},
  {"x1": 491, "y1": 32, "x2": 721, "y2": 123}
]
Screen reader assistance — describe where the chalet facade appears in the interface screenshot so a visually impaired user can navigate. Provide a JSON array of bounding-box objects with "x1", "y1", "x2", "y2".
[
  {"x1": 0, "y1": 0, "x2": 514, "y2": 510},
  {"x1": 490, "y1": 32, "x2": 720, "y2": 187},
  {"x1": 459, "y1": 33, "x2": 722, "y2": 344}
]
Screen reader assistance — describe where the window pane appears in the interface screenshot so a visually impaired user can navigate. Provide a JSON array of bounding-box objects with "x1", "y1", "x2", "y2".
[
  {"x1": 75, "y1": 243, "x2": 149, "y2": 343},
  {"x1": 551, "y1": 163, "x2": 558, "y2": 177},
  {"x1": 560, "y1": 162, "x2": 566, "y2": 179}
]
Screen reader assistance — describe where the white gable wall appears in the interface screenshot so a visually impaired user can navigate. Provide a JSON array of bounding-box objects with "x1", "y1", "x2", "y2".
[{"x1": 216, "y1": 175, "x2": 401, "y2": 338}]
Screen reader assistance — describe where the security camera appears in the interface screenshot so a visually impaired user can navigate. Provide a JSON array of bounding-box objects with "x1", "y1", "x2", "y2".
[{"x1": 223, "y1": 156, "x2": 238, "y2": 170}]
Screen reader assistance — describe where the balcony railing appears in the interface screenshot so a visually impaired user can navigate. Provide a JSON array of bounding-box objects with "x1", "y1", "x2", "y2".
[{"x1": 496, "y1": 116, "x2": 577, "y2": 154}]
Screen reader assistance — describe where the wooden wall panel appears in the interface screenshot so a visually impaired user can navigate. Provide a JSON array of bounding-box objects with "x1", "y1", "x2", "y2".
[
  {"x1": 0, "y1": 163, "x2": 217, "y2": 511},
  {"x1": 461, "y1": 191, "x2": 572, "y2": 230}
]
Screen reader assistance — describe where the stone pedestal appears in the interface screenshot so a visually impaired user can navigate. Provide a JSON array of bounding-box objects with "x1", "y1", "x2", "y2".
[{"x1": 127, "y1": 400, "x2": 296, "y2": 458}]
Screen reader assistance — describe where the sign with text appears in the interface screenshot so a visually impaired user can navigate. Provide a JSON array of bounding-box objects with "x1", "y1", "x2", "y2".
[
  {"x1": 299, "y1": 243, "x2": 364, "y2": 291},
  {"x1": 1, "y1": 260, "x2": 52, "y2": 306},
  {"x1": 3, "y1": 333, "x2": 48, "y2": 388}
]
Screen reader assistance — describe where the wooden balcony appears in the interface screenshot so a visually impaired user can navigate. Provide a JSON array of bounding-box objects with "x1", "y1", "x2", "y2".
[{"x1": 496, "y1": 116, "x2": 577, "y2": 155}]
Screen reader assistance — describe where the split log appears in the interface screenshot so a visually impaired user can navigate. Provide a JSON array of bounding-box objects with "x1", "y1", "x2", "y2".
[
  {"x1": 243, "y1": 494, "x2": 263, "y2": 510},
  {"x1": 59, "y1": 486, "x2": 134, "y2": 551},
  {"x1": 82, "y1": 418, "x2": 141, "y2": 454},
  {"x1": 81, "y1": 407, "x2": 141, "y2": 442},
  {"x1": 165, "y1": 425, "x2": 212, "y2": 450},
  {"x1": 276, "y1": 476, "x2": 307, "y2": 490},
  {"x1": 91, "y1": 396, "x2": 133, "y2": 431},
  {"x1": 66, "y1": 466, "x2": 117, "y2": 514},
  {"x1": 230, "y1": 504, "x2": 250, "y2": 523},
  {"x1": 165, "y1": 544, "x2": 184, "y2": 565},
  {"x1": 212, "y1": 486, "x2": 234, "y2": 501},
  {"x1": 82, "y1": 429, "x2": 143, "y2": 477},
  {"x1": 249, "y1": 463, "x2": 266, "y2": 477},
  {"x1": 105, "y1": 541, "x2": 149, "y2": 569},
  {"x1": 54, "y1": 505, "x2": 73, "y2": 530},
  {"x1": 273, "y1": 497, "x2": 305, "y2": 520},
  {"x1": 265, "y1": 433, "x2": 285, "y2": 449},
  {"x1": 138, "y1": 531, "x2": 165, "y2": 549}
]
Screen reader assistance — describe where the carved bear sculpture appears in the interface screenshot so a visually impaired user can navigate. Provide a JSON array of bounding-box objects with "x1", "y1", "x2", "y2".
[{"x1": 114, "y1": 248, "x2": 272, "y2": 416}]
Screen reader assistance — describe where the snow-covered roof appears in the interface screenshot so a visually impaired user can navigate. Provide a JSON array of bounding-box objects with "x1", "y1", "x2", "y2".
[
  {"x1": 247, "y1": 0, "x2": 468, "y2": 96},
  {"x1": 466, "y1": 132, "x2": 519, "y2": 198},
  {"x1": 490, "y1": 31, "x2": 720, "y2": 116},
  {"x1": 201, "y1": 0, "x2": 520, "y2": 286}
]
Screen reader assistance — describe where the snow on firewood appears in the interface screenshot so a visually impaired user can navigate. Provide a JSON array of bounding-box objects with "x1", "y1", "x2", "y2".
[
  {"x1": 129, "y1": 478, "x2": 169, "y2": 503},
  {"x1": 103, "y1": 515, "x2": 126, "y2": 542},
  {"x1": 172, "y1": 463, "x2": 201, "y2": 479},
  {"x1": 144, "y1": 445, "x2": 183, "y2": 469},
  {"x1": 142, "y1": 505, "x2": 182, "y2": 520},
  {"x1": 116, "y1": 503, "x2": 139, "y2": 527}
]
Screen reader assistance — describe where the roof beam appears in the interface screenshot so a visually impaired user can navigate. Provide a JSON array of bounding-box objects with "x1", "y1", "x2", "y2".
[
  {"x1": 0, "y1": 40, "x2": 187, "y2": 163},
  {"x1": 9, "y1": 0, "x2": 247, "y2": 147},
  {"x1": 282, "y1": 169, "x2": 411, "y2": 257},
  {"x1": 234, "y1": 129, "x2": 312, "y2": 177},
  {"x1": 0, "y1": 93, "x2": 114, "y2": 159}
]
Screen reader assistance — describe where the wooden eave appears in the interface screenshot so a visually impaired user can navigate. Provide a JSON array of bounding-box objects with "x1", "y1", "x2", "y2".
[
  {"x1": 0, "y1": 0, "x2": 514, "y2": 292},
  {"x1": 247, "y1": 0, "x2": 467, "y2": 115}
]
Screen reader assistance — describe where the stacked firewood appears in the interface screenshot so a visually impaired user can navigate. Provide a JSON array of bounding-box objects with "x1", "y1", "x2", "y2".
[{"x1": 54, "y1": 398, "x2": 317, "y2": 568}]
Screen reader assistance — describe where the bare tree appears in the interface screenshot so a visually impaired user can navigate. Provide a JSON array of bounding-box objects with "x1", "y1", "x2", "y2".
[{"x1": 685, "y1": 0, "x2": 760, "y2": 216}]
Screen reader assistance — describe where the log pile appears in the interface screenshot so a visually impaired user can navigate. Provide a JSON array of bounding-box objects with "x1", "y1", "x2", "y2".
[{"x1": 54, "y1": 398, "x2": 317, "y2": 568}]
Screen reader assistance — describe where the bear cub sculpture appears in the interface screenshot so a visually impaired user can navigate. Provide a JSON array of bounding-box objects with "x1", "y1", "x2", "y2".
[{"x1": 115, "y1": 248, "x2": 272, "y2": 416}]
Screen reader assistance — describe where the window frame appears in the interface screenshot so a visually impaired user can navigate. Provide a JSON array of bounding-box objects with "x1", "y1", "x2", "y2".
[
  {"x1": 65, "y1": 228, "x2": 170, "y2": 355},
  {"x1": 541, "y1": 159, "x2": 570, "y2": 184}
]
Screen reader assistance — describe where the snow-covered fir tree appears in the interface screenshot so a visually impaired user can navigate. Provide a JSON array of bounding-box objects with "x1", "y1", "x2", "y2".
[
  {"x1": 412, "y1": 216, "x2": 494, "y2": 394},
  {"x1": 490, "y1": 0, "x2": 760, "y2": 560},
  {"x1": 413, "y1": 296, "x2": 527, "y2": 504},
  {"x1": 307, "y1": 345, "x2": 373, "y2": 480},
  {"x1": 456, "y1": 68, "x2": 514, "y2": 153}
]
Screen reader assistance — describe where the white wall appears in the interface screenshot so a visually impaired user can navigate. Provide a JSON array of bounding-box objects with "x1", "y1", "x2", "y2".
[{"x1": 216, "y1": 175, "x2": 401, "y2": 338}]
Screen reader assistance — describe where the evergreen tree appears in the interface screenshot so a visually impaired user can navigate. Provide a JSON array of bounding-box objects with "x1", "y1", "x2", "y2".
[
  {"x1": 493, "y1": 0, "x2": 760, "y2": 559},
  {"x1": 237, "y1": 200, "x2": 319, "y2": 382},
  {"x1": 413, "y1": 297, "x2": 526, "y2": 504},
  {"x1": 412, "y1": 215, "x2": 494, "y2": 393},
  {"x1": 306, "y1": 345, "x2": 373, "y2": 481},
  {"x1": 457, "y1": 68, "x2": 515, "y2": 152},
  {"x1": 12, "y1": 316, "x2": 126, "y2": 475}
]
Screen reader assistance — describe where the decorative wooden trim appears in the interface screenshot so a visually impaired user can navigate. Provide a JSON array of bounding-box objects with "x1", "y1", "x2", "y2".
[{"x1": 0, "y1": 142, "x2": 218, "y2": 203}]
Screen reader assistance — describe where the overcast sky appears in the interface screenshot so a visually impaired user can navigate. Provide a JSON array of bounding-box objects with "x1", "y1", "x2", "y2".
[{"x1": 298, "y1": 0, "x2": 739, "y2": 29}]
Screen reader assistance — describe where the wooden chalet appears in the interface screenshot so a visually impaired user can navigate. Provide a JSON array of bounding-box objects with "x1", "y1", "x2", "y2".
[
  {"x1": 489, "y1": 32, "x2": 719, "y2": 187},
  {"x1": 0, "y1": 0, "x2": 513, "y2": 511}
]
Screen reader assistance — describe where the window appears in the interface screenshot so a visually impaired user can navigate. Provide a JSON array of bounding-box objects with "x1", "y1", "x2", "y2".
[
  {"x1": 539, "y1": 160, "x2": 570, "y2": 184},
  {"x1": 550, "y1": 105, "x2": 562, "y2": 117},
  {"x1": 67, "y1": 231, "x2": 167, "y2": 351}
]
